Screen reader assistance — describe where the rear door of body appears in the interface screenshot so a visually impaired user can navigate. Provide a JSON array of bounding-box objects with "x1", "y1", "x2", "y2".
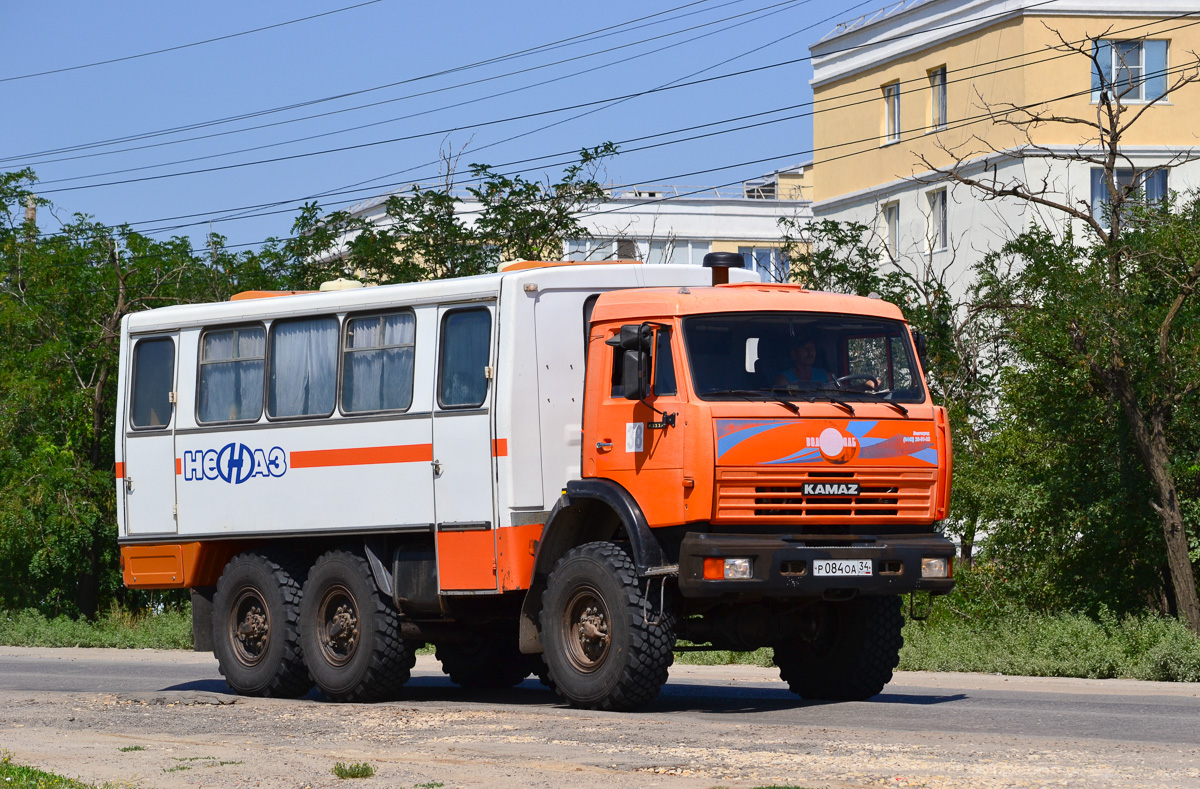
[{"x1": 123, "y1": 333, "x2": 179, "y2": 535}]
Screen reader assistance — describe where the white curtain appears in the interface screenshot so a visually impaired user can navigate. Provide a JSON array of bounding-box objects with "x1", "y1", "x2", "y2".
[
  {"x1": 343, "y1": 314, "x2": 415, "y2": 412},
  {"x1": 200, "y1": 329, "x2": 264, "y2": 422},
  {"x1": 269, "y1": 318, "x2": 337, "y2": 417}
]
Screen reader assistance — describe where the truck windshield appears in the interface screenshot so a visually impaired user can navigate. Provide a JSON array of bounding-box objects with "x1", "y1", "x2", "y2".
[{"x1": 682, "y1": 312, "x2": 927, "y2": 405}]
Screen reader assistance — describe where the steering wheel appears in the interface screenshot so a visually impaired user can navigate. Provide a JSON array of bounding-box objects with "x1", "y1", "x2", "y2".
[{"x1": 834, "y1": 373, "x2": 879, "y2": 390}]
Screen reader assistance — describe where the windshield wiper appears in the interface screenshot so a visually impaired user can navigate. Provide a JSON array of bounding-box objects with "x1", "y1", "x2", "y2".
[
  {"x1": 703, "y1": 388, "x2": 799, "y2": 415},
  {"x1": 767, "y1": 387, "x2": 856, "y2": 416},
  {"x1": 879, "y1": 400, "x2": 909, "y2": 417}
]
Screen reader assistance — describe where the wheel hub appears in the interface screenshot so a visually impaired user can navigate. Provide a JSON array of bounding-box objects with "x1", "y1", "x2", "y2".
[
  {"x1": 230, "y1": 589, "x2": 271, "y2": 667},
  {"x1": 317, "y1": 586, "x2": 360, "y2": 667},
  {"x1": 562, "y1": 586, "x2": 611, "y2": 673}
]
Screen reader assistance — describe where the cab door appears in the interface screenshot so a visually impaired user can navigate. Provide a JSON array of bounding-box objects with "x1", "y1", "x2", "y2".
[
  {"x1": 123, "y1": 334, "x2": 179, "y2": 535},
  {"x1": 432, "y1": 304, "x2": 498, "y2": 592},
  {"x1": 586, "y1": 324, "x2": 688, "y2": 527}
]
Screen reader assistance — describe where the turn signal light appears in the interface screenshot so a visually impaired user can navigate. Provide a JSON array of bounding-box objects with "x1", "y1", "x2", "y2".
[
  {"x1": 703, "y1": 557, "x2": 753, "y2": 580},
  {"x1": 921, "y1": 557, "x2": 950, "y2": 578}
]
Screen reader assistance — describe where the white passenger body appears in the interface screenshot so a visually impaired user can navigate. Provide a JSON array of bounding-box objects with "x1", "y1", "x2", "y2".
[{"x1": 115, "y1": 263, "x2": 759, "y2": 592}]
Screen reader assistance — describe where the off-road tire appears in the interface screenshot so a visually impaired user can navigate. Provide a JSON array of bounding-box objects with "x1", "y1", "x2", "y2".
[
  {"x1": 540, "y1": 541, "x2": 675, "y2": 711},
  {"x1": 435, "y1": 632, "x2": 534, "y2": 689},
  {"x1": 299, "y1": 548, "x2": 414, "y2": 703},
  {"x1": 212, "y1": 551, "x2": 312, "y2": 698},
  {"x1": 773, "y1": 595, "x2": 904, "y2": 701}
]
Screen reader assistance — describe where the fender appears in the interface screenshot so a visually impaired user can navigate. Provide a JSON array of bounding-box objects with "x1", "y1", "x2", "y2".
[{"x1": 518, "y1": 478, "x2": 668, "y2": 653}]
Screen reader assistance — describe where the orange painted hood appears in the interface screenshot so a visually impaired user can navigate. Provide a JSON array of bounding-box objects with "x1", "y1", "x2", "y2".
[{"x1": 714, "y1": 418, "x2": 939, "y2": 468}]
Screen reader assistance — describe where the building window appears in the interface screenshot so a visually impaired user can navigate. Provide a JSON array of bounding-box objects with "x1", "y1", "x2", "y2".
[
  {"x1": 738, "y1": 246, "x2": 786, "y2": 283},
  {"x1": 1090, "y1": 167, "x2": 1169, "y2": 227},
  {"x1": 883, "y1": 203, "x2": 900, "y2": 259},
  {"x1": 268, "y1": 316, "x2": 338, "y2": 419},
  {"x1": 616, "y1": 238, "x2": 637, "y2": 259},
  {"x1": 883, "y1": 82, "x2": 901, "y2": 143},
  {"x1": 927, "y1": 189, "x2": 947, "y2": 251},
  {"x1": 342, "y1": 312, "x2": 415, "y2": 414},
  {"x1": 198, "y1": 326, "x2": 265, "y2": 424},
  {"x1": 1092, "y1": 40, "x2": 1168, "y2": 103},
  {"x1": 929, "y1": 66, "x2": 947, "y2": 130}
]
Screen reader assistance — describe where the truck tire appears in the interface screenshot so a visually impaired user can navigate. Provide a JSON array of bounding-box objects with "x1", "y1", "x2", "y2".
[
  {"x1": 773, "y1": 595, "x2": 904, "y2": 701},
  {"x1": 300, "y1": 548, "x2": 414, "y2": 703},
  {"x1": 540, "y1": 541, "x2": 675, "y2": 711},
  {"x1": 435, "y1": 633, "x2": 534, "y2": 689},
  {"x1": 212, "y1": 551, "x2": 312, "y2": 698}
]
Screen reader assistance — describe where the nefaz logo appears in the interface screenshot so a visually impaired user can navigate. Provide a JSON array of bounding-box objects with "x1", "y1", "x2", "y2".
[
  {"x1": 182, "y1": 444, "x2": 287, "y2": 484},
  {"x1": 803, "y1": 482, "x2": 861, "y2": 496}
]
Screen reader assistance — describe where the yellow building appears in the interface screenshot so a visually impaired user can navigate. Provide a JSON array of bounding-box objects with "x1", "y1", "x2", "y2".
[{"x1": 808, "y1": 0, "x2": 1199, "y2": 287}]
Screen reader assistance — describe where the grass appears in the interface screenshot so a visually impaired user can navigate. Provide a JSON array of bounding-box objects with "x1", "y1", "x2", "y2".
[
  {"x1": 414, "y1": 783, "x2": 444, "y2": 788},
  {"x1": 333, "y1": 762, "x2": 375, "y2": 779},
  {"x1": 0, "y1": 605, "x2": 192, "y2": 649},
  {"x1": 115, "y1": 746, "x2": 144, "y2": 753},
  {"x1": 0, "y1": 750, "x2": 130, "y2": 789}
]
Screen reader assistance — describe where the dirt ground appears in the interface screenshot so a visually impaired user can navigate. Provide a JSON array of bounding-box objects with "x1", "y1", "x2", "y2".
[{"x1": 2, "y1": 649, "x2": 1199, "y2": 789}]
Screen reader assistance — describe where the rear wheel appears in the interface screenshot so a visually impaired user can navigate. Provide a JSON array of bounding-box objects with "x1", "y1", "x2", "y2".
[
  {"x1": 212, "y1": 551, "x2": 311, "y2": 698},
  {"x1": 436, "y1": 632, "x2": 535, "y2": 689},
  {"x1": 300, "y1": 549, "x2": 414, "y2": 703},
  {"x1": 540, "y1": 542, "x2": 675, "y2": 711},
  {"x1": 773, "y1": 595, "x2": 904, "y2": 701}
]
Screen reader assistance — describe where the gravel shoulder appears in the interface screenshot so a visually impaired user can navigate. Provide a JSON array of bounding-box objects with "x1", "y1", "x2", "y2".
[{"x1": 1, "y1": 648, "x2": 1199, "y2": 789}]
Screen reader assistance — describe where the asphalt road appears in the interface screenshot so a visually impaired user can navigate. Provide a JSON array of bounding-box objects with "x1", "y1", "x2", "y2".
[{"x1": 2, "y1": 647, "x2": 1199, "y2": 788}]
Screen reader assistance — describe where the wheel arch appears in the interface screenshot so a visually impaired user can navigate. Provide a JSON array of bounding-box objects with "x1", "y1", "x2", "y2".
[{"x1": 518, "y1": 478, "x2": 666, "y2": 653}]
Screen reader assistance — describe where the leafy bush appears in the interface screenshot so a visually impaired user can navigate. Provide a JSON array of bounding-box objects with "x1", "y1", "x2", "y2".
[{"x1": 0, "y1": 605, "x2": 192, "y2": 649}]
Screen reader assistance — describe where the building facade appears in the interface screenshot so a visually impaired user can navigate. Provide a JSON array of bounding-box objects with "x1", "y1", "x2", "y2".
[{"x1": 808, "y1": 0, "x2": 1200, "y2": 292}]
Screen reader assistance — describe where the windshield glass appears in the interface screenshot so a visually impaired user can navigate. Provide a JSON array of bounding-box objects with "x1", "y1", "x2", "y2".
[{"x1": 682, "y1": 312, "x2": 927, "y2": 404}]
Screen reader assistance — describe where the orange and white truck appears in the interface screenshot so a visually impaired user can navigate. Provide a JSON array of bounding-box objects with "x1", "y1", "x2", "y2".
[{"x1": 116, "y1": 254, "x2": 953, "y2": 710}]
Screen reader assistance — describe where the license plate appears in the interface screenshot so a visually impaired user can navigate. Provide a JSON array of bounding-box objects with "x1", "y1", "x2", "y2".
[{"x1": 812, "y1": 559, "x2": 873, "y2": 576}]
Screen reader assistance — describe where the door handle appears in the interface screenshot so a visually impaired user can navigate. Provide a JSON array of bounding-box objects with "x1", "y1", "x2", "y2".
[
  {"x1": 431, "y1": 460, "x2": 443, "y2": 475},
  {"x1": 595, "y1": 441, "x2": 613, "y2": 451}
]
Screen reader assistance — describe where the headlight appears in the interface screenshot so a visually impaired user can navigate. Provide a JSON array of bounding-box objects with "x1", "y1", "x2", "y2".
[
  {"x1": 921, "y1": 557, "x2": 950, "y2": 578},
  {"x1": 703, "y1": 557, "x2": 753, "y2": 580}
]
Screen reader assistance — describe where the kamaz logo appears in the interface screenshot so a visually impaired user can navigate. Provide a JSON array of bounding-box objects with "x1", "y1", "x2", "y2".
[
  {"x1": 803, "y1": 482, "x2": 860, "y2": 496},
  {"x1": 182, "y1": 444, "x2": 287, "y2": 484}
]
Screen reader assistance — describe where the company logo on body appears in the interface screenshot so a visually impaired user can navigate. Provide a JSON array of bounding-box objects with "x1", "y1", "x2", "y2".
[
  {"x1": 182, "y1": 444, "x2": 287, "y2": 484},
  {"x1": 802, "y1": 482, "x2": 861, "y2": 496}
]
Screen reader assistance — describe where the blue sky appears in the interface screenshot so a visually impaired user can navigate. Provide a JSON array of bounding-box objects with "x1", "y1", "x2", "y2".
[{"x1": 0, "y1": 0, "x2": 869, "y2": 252}]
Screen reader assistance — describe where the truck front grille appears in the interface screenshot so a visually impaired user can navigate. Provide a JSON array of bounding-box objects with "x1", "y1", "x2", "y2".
[{"x1": 713, "y1": 468, "x2": 936, "y2": 523}]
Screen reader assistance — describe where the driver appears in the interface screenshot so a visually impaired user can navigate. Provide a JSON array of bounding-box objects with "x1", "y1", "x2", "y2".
[{"x1": 775, "y1": 331, "x2": 829, "y2": 387}]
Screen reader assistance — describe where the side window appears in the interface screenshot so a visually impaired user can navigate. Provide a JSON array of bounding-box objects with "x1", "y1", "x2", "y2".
[
  {"x1": 130, "y1": 337, "x2": 175, "y2": 429},
  {"x1": 342, "y1": 312, "x2": 416, "y2": 413},
  {"x1": 198, "y1": 326, "x2": 265, "y2": 423},
  {"x1": 438, "y1": 308, "x2": 491, "y2": 408},
  {"x1": 268, "y1": 316, "x2": 338, "y2": 418},
  {"x1": 654, "y1": 328, "x2": 677, "y2": 396}
]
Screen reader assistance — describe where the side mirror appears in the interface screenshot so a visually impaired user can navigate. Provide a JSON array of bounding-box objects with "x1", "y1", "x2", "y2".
[
  {"x1": 911, "y1": 330, "x2": 928, "y2": 368},
  {"x1": 607, "y1": 323, "x2": 656, "y2": 401}
]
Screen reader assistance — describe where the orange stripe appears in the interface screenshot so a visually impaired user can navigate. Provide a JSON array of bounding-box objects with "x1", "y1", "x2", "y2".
[
  {"x1": 492, "y1": 439, "x2": 508, "y2": 457},
  {"x1": 115, "y1": 462, "x2": 125, "y2": 479},
  {"x1": 175, "y1": 458, "x2": 182, "y2": 476},
  {"x1": 290, "y1": 443, "x2": 434, "y2": 469}
]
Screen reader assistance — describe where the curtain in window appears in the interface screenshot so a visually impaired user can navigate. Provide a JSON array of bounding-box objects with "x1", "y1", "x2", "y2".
[
  {"x1": 439, "y1": 310, "x2": 490, "y2": 407},
  {"x1": 343, "y1": 314, "x2": 415, "y2": 412},
  {"x1": 199, "y1": 329, "x2": 264, "y2": 422},
  {"x1": 269, "y1": 317, "x2": 337, "y2": 417}
]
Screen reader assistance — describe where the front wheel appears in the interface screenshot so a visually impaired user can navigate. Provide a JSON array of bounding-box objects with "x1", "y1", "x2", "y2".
[
  {"x1": 773, "y1": 595, "x2": 904, "y2": 701},
  {"x1": 540, "y1": 542, "x2": 675, "y2": 711},
  {"x1": 300, "y1": 548, "x2": 414, "y2": 703}
]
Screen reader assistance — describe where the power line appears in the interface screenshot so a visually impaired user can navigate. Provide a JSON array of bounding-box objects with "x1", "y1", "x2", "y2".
[
  {"x1": 0, "y1": 1, "x2": 388, "y2": 84},
  {"x1": 27, "y1": 10, "x2": 1197, "y2": 238},
  {"x1": 0, "y1": 0, "x2": 741, "y2": 163}
]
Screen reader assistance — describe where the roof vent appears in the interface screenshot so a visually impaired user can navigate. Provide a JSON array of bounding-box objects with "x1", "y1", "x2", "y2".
[{"x1": 319, "y1": 278, "x2": 364, "y2": 292}]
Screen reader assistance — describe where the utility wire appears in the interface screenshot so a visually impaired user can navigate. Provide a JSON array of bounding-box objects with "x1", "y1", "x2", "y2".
[{"x1": 0, "y1": 0, "x2": 388, "y2": 84}]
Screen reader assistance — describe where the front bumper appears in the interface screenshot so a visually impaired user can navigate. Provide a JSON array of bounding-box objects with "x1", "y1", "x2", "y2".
[{"x1": 676, "y1": 531, "x2": 955, "y2": 599}]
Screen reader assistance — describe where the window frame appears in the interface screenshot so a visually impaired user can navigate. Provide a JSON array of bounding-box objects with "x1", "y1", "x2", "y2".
[
  {"x1": 265, "y1": 314, "x2": 341, "y2": 422},
  {"x1": 339, "y1": 308, "x2": 418, "y2": 417},
  {"x1": 928, "y1": 66, "x2": 948, "y2": 131},
  {"x1": 436, "y1": 306, "x2": 493, "y2": 410},
  {"x1": 883, "y1": 202, "x2": 900, "y2": 260},
  {"x1": 195, "y1": 323, "x2": 267, "y2": 426},
  {"x1": 128, "y1": 335, "x2": 176, "y2": 431},
  {"x1": 1112, "y1": 40, "x2": 1145, "y2": 102},
  {"x1": 882, "y1": 81, "x2": 901, "y2": 144}
]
